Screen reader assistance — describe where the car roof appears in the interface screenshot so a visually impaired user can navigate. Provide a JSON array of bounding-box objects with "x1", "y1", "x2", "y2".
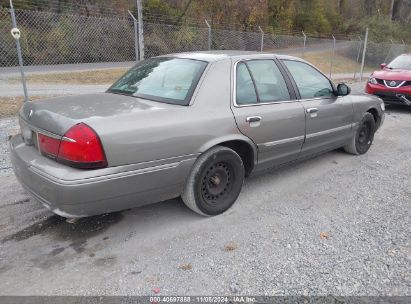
[{"x1": 163, "y1": 51, "x2": 302, "y2": 62}]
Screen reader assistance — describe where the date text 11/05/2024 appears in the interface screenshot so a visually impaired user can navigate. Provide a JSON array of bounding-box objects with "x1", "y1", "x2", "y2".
[{"x1": 149, "y1": 296, "x2": 256, "y2": 303}]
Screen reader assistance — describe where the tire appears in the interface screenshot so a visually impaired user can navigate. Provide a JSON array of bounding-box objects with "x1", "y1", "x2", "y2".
[
  {"x1": 181, "y1": 146, "x2": 245, "y2": 216},
  {"x1": 344, "y1": 112, "x2": 376, "y2": 155}
]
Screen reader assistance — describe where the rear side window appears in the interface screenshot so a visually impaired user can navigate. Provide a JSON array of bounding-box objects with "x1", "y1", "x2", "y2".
[
  {"x1": 236, "y1": 60, "x2": 290, "y2": 105},
  {"x1": 236, "y1": 62, "x2": 258, "y2": 105},
  {"x1": 246, "y1": 60, "x2": 290, "y2": 102},
  {"x1": 283, "y1": 60, "x2": 333, "y2": 99}
]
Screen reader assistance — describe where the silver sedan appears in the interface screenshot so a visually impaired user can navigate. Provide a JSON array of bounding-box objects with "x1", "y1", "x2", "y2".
[{"x1": 10, "y1": 51, "x2": 385, "y2": 218}]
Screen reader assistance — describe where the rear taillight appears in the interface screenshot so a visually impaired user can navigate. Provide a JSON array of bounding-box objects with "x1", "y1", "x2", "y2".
[
  {"x1": 38, "y1": 123, "x2": 107, "y2": 169},
  {"x1": 57, "y1": 123, "x2": 107, "y2": 169},
  {"x1": 38, "y1": 133, "x2": 60, "y2": 159}
]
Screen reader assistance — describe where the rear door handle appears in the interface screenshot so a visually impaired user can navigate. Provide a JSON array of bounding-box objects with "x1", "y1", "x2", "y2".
[
  {"x1": 246, "y1": 116, "x2": 262, "y2": 123},
  {"x1": 306, "y1": 108, "x2": 319, "y2": 114}
]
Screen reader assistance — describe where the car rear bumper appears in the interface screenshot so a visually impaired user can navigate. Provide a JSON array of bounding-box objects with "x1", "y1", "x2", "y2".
[
  {"x1": 365, "y1": 83, "x2": 411, "y2": 106},
  {"x1": 10, "y1": 135, "x2": 197, "y2": 218}
]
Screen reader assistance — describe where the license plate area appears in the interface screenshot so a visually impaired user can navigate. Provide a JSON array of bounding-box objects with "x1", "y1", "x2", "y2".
[{"x1": 19, "y1": 119, "x2": 34, "y2": 145}]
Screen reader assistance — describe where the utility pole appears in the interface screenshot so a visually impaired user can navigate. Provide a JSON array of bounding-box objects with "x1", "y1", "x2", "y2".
[
  {"x1": 205, "y1": 19, "x2": 211, "y2": 50},
  {"x1": 330, "y1": 35, "x2": 336, "y2": 79},
  {"x1": 258, "y1": 26, "x2": 264, "y2": 52},
  {"x1": 9, "y1": 0, "x2": 28, "y2": 102},
  {"x1": 353, "y1": 36, "x2": 362, "y2": 80},
  {"x1": 136, "y1": 0, "x2": 144, "y2": 60},
  {"x1": 360, "y1": 28, "x2": 369, "y2": 82},
  {"x1": 128, "y1": 10, "x2": 139, "y2": 62},
  {"x1": 302, "y1": 31, "x2": 307, "y2": 58},
  {"x1": 389, "y1": 0, "x2": 395, "y2": 21}
]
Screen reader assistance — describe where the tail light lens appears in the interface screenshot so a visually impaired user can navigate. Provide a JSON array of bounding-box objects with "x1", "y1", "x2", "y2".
[
  {"x1": 38, "y1": 123, "x2": 107, "y2": 169},
  {"x1": 38, "y1": 133, "x2": 60, "y2": 159},
  {"x1": 57, "y1": 123, "x2": 107, "y2": 169}
]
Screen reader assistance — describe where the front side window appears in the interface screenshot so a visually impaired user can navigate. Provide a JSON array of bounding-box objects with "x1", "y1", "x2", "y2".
[
  {"x1": 236, "y1": 60, "x2": 290, "y2": 105},
  {"x1": 108, "y1": 58, "x2": 207, "y2": 105},
  {"x1": 283, "y1": 60, "x2": 334, "y2": 99}
]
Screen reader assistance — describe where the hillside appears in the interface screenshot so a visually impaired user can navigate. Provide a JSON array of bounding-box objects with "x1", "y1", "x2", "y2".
[{"x1": 1, "y1": 0, "x2": 410, "y2": 42}]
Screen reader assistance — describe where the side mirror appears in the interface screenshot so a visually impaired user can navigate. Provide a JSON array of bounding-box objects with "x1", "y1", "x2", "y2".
[
  {"x1": 380, "y1": 63, "x2": 387, "y2": 69},
  {"x1": 336, "y1": 83, "x2": 351, "y2": 96}
]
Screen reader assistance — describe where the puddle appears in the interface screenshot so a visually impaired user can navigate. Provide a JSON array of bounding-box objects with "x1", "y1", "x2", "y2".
[
  {"x1": 0, "y1": 198, "x2": 30, "y2": 210},
  {"x1": 0, "y1": 215, "x2": 65, "y2": 243},
  {"x1": 0, "y1": 212, "x2": 123, "y2": 244}
]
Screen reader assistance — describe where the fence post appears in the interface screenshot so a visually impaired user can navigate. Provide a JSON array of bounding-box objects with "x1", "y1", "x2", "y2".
[
  {"x1": 330, "y1": 35, "x2": 336, "y2": 79},
  {"x1": 128, "y1": 10, "x2": 139, "y2": 62},
  {"x1": 302, "y1": 31, "x2": 307, "y2": 58},
  {"x1": 136, "y1": 0, "x2": 144, "y2": 60},
  {"x1": 258, "y1": 26, "x2": 264, "y2": 52},
  {"x1": 360, "y1": 27, "x2": 369, "y2": 82},
  {"x1": 9, "y1": 0, "x2": 28, "y2": 102},
  {"x1": 353, "y1": 36, "x2": 363, "y2": 80},
  {"x1": 205, "y1": 19, "x2": 211, "y2": 50}
]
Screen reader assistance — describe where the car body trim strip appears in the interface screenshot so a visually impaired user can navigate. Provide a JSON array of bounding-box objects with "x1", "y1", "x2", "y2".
[
  {"x1": 20, "y1": 117, "x2": 62, "y2": 139},
  {"x1": 262, "y1": 135, "x2": 305, "y2": 147},
  {"x1": 306, "y1": 124, "x2": 352, "y2": 139},
  {"x1": 29, "y1": 161, "x2": 187, "y2": 186}
]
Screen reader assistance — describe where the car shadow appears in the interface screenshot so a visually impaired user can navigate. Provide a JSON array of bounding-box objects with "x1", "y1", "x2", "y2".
[
  {"x1": 385, "y1": 104, "x2": 411, "y2": 114},
  {"x1": 0, "y1": 198, "x2": 201, "y2": 245}
]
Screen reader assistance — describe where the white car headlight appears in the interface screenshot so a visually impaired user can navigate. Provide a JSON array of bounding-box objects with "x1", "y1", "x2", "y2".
[
  {"x1": 368, "y1": 77, "x2": 378, "y2": 85},
  {"x1": 380, "y1": 102, "x2": 385, "y2": 111}
]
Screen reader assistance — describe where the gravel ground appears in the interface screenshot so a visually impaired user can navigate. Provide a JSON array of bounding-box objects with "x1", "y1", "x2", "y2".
[
  {"x1": 0, "y1": 83, "x2": 410, "y2": 296},
  {"x1": 0, "y1": 116, "x2": 18, "y2": 176}
]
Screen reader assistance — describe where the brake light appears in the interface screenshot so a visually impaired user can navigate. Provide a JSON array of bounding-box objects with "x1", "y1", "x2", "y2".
[
  {"x1": 57, "y1": 123, "x2": 107, "y2": 169},
  {"x1": 38, "y1": 133, "x2": 60, "y2": 158},
  {"x1": 37, "y1": 123, "x2": 107, "y2": 169}
]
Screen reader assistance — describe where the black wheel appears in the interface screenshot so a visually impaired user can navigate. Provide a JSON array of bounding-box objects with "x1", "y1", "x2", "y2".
[
  {"x1": 344, "y1": 112, "x2": 376, "y2": 155},
  {"x1": 182, "y1": 146, "x2": 245, "y2": 216}
]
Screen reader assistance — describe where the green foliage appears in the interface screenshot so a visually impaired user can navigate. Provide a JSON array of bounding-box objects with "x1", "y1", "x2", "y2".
[
  {"x1": 0, "y1": 0, "x2": 48, "y2": 10},
  {"x1": 267, "y1": 0, "x2": 296, "y2": 31},
  {"x1": 294, "y1": 0, "x2": 332, "y2": 35},
  {"x1": 1, "y1": 0, "x2": 410, "y2": 67},
  {"x1": 143, "y1": 0, "x2": 180, "y2": 21},
  {"x1": 361, "y1": 16, "x2": 404, "y2": 42}
]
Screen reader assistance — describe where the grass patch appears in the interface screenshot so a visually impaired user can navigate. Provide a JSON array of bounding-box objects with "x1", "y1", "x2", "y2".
[
  {"x1": 303, "y1": 51, "x2": 373, "y2": 75},
  {"x1": 0, "y1": 96, "x2": 57, "y2": 119},
  {"x1": 8, "y1": 68, "x2": 128, "y2": 85}
]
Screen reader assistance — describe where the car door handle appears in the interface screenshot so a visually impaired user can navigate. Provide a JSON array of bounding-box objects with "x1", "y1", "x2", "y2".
[
  {"x1": 246, "y1": 116, "x2": 262, "y2": 123},
  {"x1": 306, "y1": 108, "x2": 319, "y2": 114}
]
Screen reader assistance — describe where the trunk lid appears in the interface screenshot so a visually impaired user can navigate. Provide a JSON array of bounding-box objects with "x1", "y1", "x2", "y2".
[
  {"x1": 18, "y1": 92, "x2": 193, "y2": 167},
  {"x1": 20, "y1": 93, "x2": 164, "y2": 135}
]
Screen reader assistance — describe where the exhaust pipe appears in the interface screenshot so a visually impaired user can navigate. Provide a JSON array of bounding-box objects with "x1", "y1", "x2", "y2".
[{"x1": 396, "y1": 94, "x2": 411, "y2": 106}]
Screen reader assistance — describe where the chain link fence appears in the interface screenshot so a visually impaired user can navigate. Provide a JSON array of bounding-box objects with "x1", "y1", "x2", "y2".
[
  {"x1": 1, "y1": 8, "x2": 409, "y2": 74},
  {"x1": 0, "y1": 8, "x2": 16, "y2": 67},
  {"x1": 1, "y1": 7, "x2": 410, "y2": 119},
  {"x1": 1, "y1": 8, "x2": 135, "y2": 66},
  {"x1": 144, "y1": 22, "x2": 209, "y2": 58}
]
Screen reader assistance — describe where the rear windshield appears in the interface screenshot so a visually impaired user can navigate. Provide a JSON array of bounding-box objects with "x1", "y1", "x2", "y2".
[
  {"x1": 107, "y1": 58, "x2": 208, "y2": 105},
  {"x1": 387, "y1": 55, "x2": 411, "y2": 70}
]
